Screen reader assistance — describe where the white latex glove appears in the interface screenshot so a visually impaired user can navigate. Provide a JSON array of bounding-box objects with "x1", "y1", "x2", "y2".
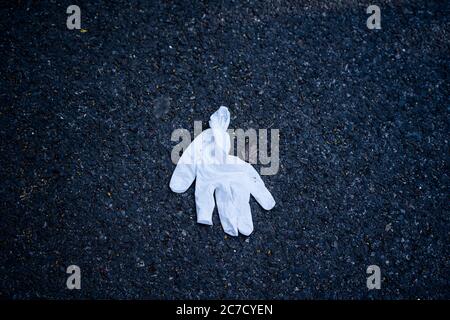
[{"x1": 169, "y1": 106, "x2": 275, "y2": 236}]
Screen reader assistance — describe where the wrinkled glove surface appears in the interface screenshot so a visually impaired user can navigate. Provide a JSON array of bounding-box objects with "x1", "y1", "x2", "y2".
[{"x1": 170, "y1": 106, "x2": 275, "y2": 236}]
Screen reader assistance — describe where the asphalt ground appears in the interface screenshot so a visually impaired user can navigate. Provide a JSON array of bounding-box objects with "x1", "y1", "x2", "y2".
[{"x1": 0, "y1": 0, "x2": 448, "y2": 299}]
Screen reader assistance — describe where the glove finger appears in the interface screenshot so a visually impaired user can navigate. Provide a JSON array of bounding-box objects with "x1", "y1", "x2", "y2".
[
  {"x1": 249, "y1": 178, "x2": 275, "y2": 210},
  {"x1": 170, "y1": 163, "x2": 195, "y2": 193},
  {"x1": 244, "y1": 162, "x2": 276, "y2": 210},
  {"x1": 215, "y1": 186, "x2": 238, "y2": 236},
  {"x1": 170, "y1": 131, "x2": 207, "y2": 193},
  {"x1": 227, "y1": 183, "x2": 253, "y2": 236},
  {"x1": 237, "y1": 200, "x2": 253, "y2": 236},
  {"x1": 195, "y1": 180, "x2": 215, "y2": 225}
]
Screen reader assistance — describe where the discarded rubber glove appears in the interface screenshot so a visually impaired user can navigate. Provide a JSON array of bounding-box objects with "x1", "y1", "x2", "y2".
[{"x1": 169, "y1": 106, "x2": 275, "y2": 236}]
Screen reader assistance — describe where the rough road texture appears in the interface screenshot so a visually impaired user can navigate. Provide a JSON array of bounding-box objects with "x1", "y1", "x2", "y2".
[{"x1": 0, "y1": 0, "x2": 448, "y2": 299}]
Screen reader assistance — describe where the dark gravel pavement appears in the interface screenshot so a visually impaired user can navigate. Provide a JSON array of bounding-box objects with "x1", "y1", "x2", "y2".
[{"x1": 0, "y1": 0, "x2": 449, "y2": 299}]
